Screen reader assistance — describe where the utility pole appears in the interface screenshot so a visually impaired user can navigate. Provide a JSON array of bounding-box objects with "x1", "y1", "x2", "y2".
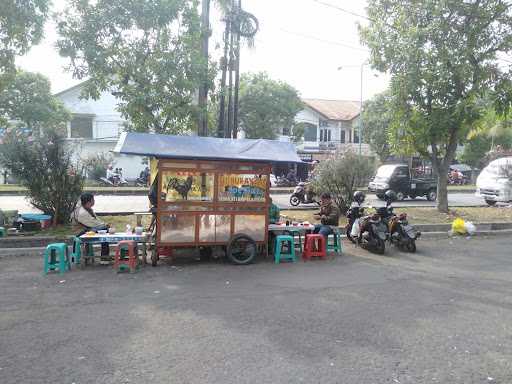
[
  {"x1": 232, "y1": 0, "x2": 242, "y2": 138},
  {"x1": 359, "y1": 63, "x2": 363, "y2": 155},
  {"x1": 198, "y1": 0, "x2": 210, "y2": 137},
  {"x1": 217, "y1": 7, "x2": 231, "y2": 138}
]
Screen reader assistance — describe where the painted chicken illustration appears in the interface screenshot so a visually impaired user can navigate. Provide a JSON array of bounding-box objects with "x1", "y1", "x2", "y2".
[{"x1": 166, "y1": 176, "x2": 194, "y2": 200}]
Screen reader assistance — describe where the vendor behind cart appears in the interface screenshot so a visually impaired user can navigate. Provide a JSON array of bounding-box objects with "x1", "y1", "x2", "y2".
[
  {"x1": 313, "y1": 192, "x2": 339, "y2": 238},
  {"x1": 72, "y1": 193, "x2": 110, "y2": 262}
]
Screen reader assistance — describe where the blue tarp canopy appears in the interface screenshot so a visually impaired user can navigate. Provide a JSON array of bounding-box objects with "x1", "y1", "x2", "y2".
[{"x1": 113, "y1": 132, "x2": 302, "y2": 164}]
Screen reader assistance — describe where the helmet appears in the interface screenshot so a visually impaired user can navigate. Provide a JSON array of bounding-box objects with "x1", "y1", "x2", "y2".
[
  {"x1": 384, "y1": 190, "x2": 397, "y2": 202},
  {"x1": 298, "y1": 182, "x2": 306, "y2": 187},
  {"x1": 353, "y1": 191, "x2": 366, "y2": 204}
]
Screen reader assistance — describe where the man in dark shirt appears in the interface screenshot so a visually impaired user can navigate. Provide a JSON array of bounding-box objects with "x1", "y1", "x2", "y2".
[{"x1": 313, "y1": 192, "x2": 339, "y2": 238}]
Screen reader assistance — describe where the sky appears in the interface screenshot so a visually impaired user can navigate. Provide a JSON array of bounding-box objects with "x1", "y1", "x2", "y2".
[{"x1": 16, "y1": 0, "x2": 390, "y2": 101}]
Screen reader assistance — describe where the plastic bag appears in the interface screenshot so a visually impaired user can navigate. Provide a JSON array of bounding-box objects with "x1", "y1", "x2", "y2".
[
  {"x1": 465, "y1": 221, "x2": 476, "y2": 235},
  {"x1": 351, "y1": 219, "x2": 360, "y2": 237},
  {"x1": 451, "y1": 218, "x2": 467, "y2": 235}
]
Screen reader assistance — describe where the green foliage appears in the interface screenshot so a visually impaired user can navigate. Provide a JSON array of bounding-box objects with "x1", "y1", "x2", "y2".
[
  {"x1": 291, "y1": 122, "x2": 305, "y2": 143},
  {"x1": 56, "y1": 0, "x2": 212, "y2": 134},
  {"x1": 0, "y1": 128, "x2": 85, "y2": 224},
  {"x1": 239, "y1": 72, "x2": 303, "y2": 139},
  {"x1": 0, "y1": 0, "x2": 49, "y2": 80},
  {"x1": 360, "y1": 0, "x2": 512, "y2": 212},
  {"x1": 0, "y1": 71, "x2": 70, "y2": 132},
  {"x1": 361, "y1": 91, "x2": 392, "y2": 162},
  {"x1": 84, "y1": 152, "x2": 113, "y2": 181},
  {"x1": 311, "y1": 151, "x2": 375, "y2": 214}
]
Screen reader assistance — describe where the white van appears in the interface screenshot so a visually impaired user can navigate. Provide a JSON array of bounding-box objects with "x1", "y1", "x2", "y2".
[{"x1": 476, "y1": 157, "x2": 512, "y2": 206}]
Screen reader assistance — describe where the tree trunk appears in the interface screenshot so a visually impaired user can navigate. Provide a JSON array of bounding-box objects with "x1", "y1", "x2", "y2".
[
  {"x1": 436, "y1": 168, "x2": 449, "y2": 213},
  {"x1": 197, "y1": 0, "x2": 210, "y2": 137}
]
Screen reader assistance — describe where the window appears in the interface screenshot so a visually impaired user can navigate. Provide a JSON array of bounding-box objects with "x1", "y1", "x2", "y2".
[
  {"x1": 353, "y1": 132, "x2": 360, "y2": 144},
  {"x1": 303, "y1": 123, "x2": 317, "y2": 142},
  {"x1": 282, "y1": 126, "x2": 290, "y2": 136},
  {"x1": 319, "y1": 120, "x2": 329, "y2": 127},
  {"x1": 218, "y1": 174, "x2": 267, "y2": 202},
  {"x1": 161, "y1": 171, "x2": 214, "y2": 202},
  {"x1": 320, "y1": 129, "x2": 331, "y2": 142},
  {"x1": 340, "y1": 130, "x2": 345, "y2": 144},
  {"x1": 70, "y1": 116, "x2": 93, "y2": 139}
]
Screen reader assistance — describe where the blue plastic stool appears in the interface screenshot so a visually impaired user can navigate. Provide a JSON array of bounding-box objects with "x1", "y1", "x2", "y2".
[
  {"x1": 327, "y1": 228, "x2": 342, "y2": 255},
  {"x1": 0, "y1": 227, "x2": 6, "y2": 237},
  {"x1": 274, "y1": 235, "x2": 296, "y2": 264},
  {"x1": 44, "y1": 243, "x2": 71, "y2": 275}
]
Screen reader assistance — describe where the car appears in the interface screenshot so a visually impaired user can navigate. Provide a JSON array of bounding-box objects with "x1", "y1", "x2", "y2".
[{"x1": 476, "y1": 157, "x2": 512, "y2": 206}]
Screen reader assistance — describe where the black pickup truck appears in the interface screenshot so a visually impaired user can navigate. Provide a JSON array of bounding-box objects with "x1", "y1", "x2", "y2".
[{"x1": 368, "y1": 164, "x2": 438, "y2": 201}]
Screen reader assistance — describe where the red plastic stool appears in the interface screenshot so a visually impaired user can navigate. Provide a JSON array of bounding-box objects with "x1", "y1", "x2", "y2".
[
  {"x1": 114, "y1": 240, "x2": 138, "y2": 273},
  {"x1": 302, "y1": 234, "x2": 327, "y2": 261}
]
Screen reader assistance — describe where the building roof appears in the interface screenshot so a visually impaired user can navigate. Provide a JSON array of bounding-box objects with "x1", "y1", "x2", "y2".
[
  {"x1": 114, "y1": 132, "x2": 302, "y2": 163},
  {"x1": 302, "y1": 98, "x2": 360, "y2": 121}
]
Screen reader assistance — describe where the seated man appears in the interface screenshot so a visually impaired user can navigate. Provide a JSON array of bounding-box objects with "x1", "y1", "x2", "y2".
[
  {"x1": 269, "y1": 197, "x2": 280, "y2": 224},
  {"x1": 72, "y1": 192, "x2": 110, "y2": 263},
  {"x1": 313, "y1": 192, "x2": 339, "y2": 238}
]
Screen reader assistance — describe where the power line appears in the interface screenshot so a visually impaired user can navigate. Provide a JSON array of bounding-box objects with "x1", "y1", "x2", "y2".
[
  {"x1": 277, "y1": 28, "x2": 367, "y2": 52},
  {"x1": 311, "y1": 0, "x2": 371, "y2": 21}
]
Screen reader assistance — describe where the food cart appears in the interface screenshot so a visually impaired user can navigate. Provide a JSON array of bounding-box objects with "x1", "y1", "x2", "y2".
[{"x1": 114, "y1": 132, "x2": 301, "y2": 265}]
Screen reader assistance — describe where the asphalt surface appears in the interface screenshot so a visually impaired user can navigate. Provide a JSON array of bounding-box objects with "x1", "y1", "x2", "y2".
[
  {"x1": 0, "y1": 192, "x2": 488, "y2": 214},
  {"x1": 1, "y1": 237, "x2": 512, "y2": 384}
]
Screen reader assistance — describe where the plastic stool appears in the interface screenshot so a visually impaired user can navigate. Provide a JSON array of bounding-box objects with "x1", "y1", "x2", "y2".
[
  {"x1": 114, "y1": 240, "x2": 138, "y2": 273},
  {"x1": 286, "y1": 229, "x2": 303, "y2": 252},
  {"x1": 302, "y1": 234, "x2": 327, "y2": 261},
  {"x1": 70, "y1": 237, "x2": 94, "y2": 265},
  {"x1": 0, "y1": 227, "x2": 6, "y2": 237},
  {"x1": 327, "y1": 228, "x2": 342, "y2": 255},
  {"x1": 274, "y1": 235, "x2": 296, "y2": 264},
  {"x1": 44, "y1": 243, "x2": 71, "y2": 275}
]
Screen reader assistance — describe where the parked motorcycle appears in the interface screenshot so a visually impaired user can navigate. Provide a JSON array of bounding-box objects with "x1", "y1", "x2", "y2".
[
  {"x1": 276, "y1": 176, "x2": 296, "y2": 187},
  {"x1": 289, "y1": 182, "x2": 318, "y2": 206},
  {"x1": 346, "y1": 191, "x2": 366, "y2": 243},
  {"x1": 357, "y1": 212, "x2": 388, "y2": 254},
  {"x1": 99, "y1": 168, "x2": 127, "y2": 187},
  {"x1": 376, "y1": 190, "x2": 421, "y2": 253}
]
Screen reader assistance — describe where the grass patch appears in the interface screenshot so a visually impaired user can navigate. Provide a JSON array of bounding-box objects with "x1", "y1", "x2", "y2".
[{"x1": 281, "y1": 206, "x2": 512, "y2": 226}]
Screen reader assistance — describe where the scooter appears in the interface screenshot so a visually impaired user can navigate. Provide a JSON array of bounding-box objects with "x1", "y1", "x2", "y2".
[
  {"x1": 346, "y1": 202, "x2": 365, "y2": 244},
  {"x1": 99, "y1": 169, "x2": 128, "y2": 187},
  {"x1": 289, "y1": 182, "x2": 318, "y2": 206},
  {"x1": 357, "y1": 212, "x2": 388, "y2": 254}
]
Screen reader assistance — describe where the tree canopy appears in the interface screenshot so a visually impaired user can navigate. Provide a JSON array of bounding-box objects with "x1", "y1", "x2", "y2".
[
  {"x1": 361, "y1": 91, "x2": 392, "y2": 162},
  {"x1": 0, "y1": 71, "x2": 70, "y2": 131},
  {"x1": 239, "y1": 72, "x2": 303, "y2": 139},
  {"x1": 56, "y1": 0, "x2": 211, "y2": 134},
  {"x1": 360, "y1": 0, "x2": 512, "y2": 212},
  {"x1": 0, "y1": 0, "x2": 49, "y2": 91}
]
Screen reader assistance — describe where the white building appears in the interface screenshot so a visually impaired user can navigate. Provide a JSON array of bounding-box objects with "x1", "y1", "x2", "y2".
[
  {"x1": 279, "y1": 98, "x2": 372, "y2": 161},
  {"x1": 55, "y1": 83, "x2": 146, "y2": 179}
]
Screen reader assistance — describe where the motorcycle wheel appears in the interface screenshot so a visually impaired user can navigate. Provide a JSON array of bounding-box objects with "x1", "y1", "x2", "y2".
[
  {"x1": 485, "y1": 200, "x2": 497, "y2": 206},
  {"x1": 375, "y1": 238, "x2": 385, "y2": 255},
  {"x1": 289, "y1": 195, "x2": 300, "y2": 206},
  {"x1": 406, "y1": 240, "x2": 416, "y2": 253}
]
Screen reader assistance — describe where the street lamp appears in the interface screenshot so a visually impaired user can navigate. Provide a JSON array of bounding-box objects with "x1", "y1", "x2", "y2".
[{"x1": 337, "y1": 62, "x2": 369, "y2": 155}]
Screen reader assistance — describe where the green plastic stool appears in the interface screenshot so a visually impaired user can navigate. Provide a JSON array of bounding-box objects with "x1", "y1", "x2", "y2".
[
  {"x1": 327, "y1": 228, "x2": 343, "y2": 255},
  {"x1": 44, "y1": 243, "x2": 71, "y2": 275},
  {"x1": 285, "y1": 229, "x2": 303, "y2": 252},
  {"x1": 0, "y1": 227, "x2": 6, "y2": 237},
  {"x1": 70, "y1": 237, "x2": 94, "y2": 265},
  {"x1": 274, "y1": 235, "x2": 296, "y2": 264}
]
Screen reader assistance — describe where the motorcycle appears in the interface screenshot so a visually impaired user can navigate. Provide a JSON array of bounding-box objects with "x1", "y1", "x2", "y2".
[
  {"x1": 276, "y1": 176, "x2": 296, "y2": 187},
  {"x1": 377, "y1": 199, "x2": 421, "y2": 253},
  {"x1": 289, "y1": 183, "x2": 318, "y2": 206},
  {"x1": 99, "y1": 168, "x2": 128, "y2": 187},
  {"x1": 357, "y1": 211, "x2": 388, "y2": 254},
  {"x1": 346, "y1": 202, "x2": 365, "y2": 244}
]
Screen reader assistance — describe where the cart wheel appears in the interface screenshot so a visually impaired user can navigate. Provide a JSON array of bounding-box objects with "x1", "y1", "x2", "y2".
[
  {"x1": 199, "y1": 246, "x2": 213, "y2": 262},
  {"x1": 227, "y1": 234, "x2": 257, "y2": 265}
]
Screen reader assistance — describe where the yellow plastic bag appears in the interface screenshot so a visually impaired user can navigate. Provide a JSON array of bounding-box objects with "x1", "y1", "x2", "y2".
[{"x1": 452, "y1": 218, "x2": 467, "y2": 235}]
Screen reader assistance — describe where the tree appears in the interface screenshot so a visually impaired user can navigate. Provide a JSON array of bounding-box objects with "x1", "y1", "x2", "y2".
[
  {"x1": 360, "y1": 0, "x2": 512, "y2": 212},
  {"x1": 56, "y1": 0, "x2": 212, "y2": 134},
  {"x1": 0, "y1": 0, "x2": 49, "y2": 82},
  {"x1": 311, "y1": 150, "x2": 375, "y2": 214},
  {"x1": 239, "y1": 72, "x2": 303, "y2": 139},
  {"x1": 361, "y1": 91, "x2": 393, "y2": 162},
  {"x1": 0, "y1": 71, "x2": 70, "y2": 131},
  {"x1": 0, "y1": 128, "x2": 84, "y2": 225}
]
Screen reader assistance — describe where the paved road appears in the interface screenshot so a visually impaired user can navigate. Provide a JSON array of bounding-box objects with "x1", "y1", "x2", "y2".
[
  {"x1": 1, "y1": 237, "x2": 512, "y2": 383},
  {"x1": 274, "y1": 192, "x2": 486, "y2": 209},
  {"x1": 0, "y1": 192, "x2": 488, "y2": 214}
]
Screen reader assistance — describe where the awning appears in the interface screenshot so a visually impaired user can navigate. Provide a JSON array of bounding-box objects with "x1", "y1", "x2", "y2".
[{"x1": 113, "y1": 132, "x2": 302, "y2": 163}]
